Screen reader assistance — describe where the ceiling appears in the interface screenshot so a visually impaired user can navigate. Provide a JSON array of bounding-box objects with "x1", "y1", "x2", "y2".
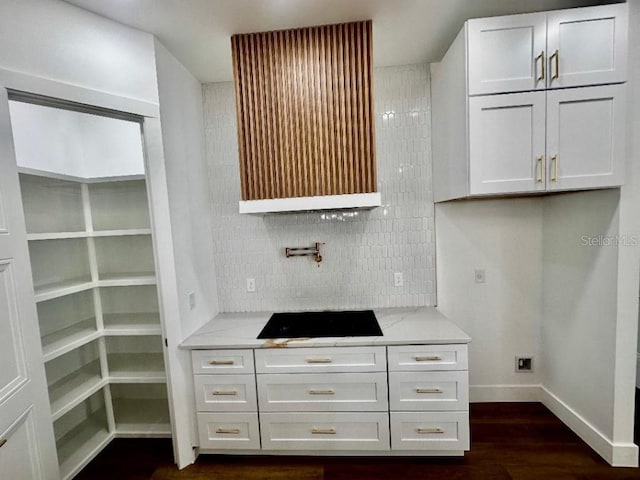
[{"x1": 64, "y1": 0, "x2": 617, "y2": 83}]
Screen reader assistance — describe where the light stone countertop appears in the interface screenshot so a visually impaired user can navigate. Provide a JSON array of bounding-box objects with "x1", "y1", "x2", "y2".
[{"x1": 180, "y1": 306, "x2": 471, "y2": 349}]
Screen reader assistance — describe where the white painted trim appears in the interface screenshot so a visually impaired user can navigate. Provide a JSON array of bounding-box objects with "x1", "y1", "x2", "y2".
[
  {"x1": 469, "y1": 384, "x2": 542, "y2": 403},
  {"x1": 539, "y1": 386, "x2": 639, "y2": 467},
  {"x1": 0, "y1": 68, "x2": 159, "y2": 118},
  {"x1": 239, "y1": 192, "x2": 382, "y2": 214},
  {"x1": 17, "y1": 166, "x2": 145, "y2": 183},
  {"x1": 197, "y1": 448, "x2": 465, "y2": 457}
]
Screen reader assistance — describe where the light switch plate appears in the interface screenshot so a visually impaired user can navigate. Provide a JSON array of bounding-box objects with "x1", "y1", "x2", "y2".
[
  {"x1": 247, "y1": 278, "x2": 256, "y2": 293},
  {"x1": 394, "y1": 272, "x2": 403, "y2": 287}
]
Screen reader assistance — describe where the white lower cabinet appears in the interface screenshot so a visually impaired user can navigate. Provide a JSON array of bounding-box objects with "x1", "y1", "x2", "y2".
[
  {"x1": 257, "y1": 372, "x2": 388, "y2": 412},
  {"x1": 197, "y1": 413, "x2": 260, "y2": 450},
  {"x1": 193, "y1": 344, "x2": 469, "y2": 455},
  {"x1": 390, "y1": 412, "x2": 470, "y2": 451},
  {"x1": 260, "y1": 412, "x2": 390, "y2": 451}
]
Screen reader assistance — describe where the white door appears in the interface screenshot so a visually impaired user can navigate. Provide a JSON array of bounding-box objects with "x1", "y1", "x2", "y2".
[
  {"x1": 467, "y1": 12, "x2": 547, "y2": 95},
  {"x1": 546, "y1": 3, "x2": 628, "y2": 89},
  {"x1": 469, "y1": 91, "x2": 546, "y2": 195},
  {"x1": 546, "y1": 84, "x2": 625, "y2": 191},
  {"x1": 0, "y1": 88, "x2": 59, "y2": 478}
]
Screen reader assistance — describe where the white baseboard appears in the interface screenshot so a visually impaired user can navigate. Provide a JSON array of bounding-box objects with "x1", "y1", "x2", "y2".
[
  {"x1": 539, "y1": 386, "x2": 638, "y2": 467},
  {"x1": 470, "y1": 384, "x2": 542, "y2": 403}
]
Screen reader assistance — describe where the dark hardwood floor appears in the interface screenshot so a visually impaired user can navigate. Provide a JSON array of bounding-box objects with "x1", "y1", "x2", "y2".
[{"x1": 76, "y1": 403, "x2": 640, "y2": 480}]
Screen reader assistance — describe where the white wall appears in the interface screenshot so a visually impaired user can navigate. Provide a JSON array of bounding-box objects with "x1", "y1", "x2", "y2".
[
  {"x1": 0, "y1": 0, "x2": 158, "y2": 104},
  {"x1": 153, "y1": 39, "x2": 219, "y2": 466},
  {"x1": 8, "y1": 100, "x2": 145, "y2": 179},
  {"x1": 541, "y1": 189, "x2": 620, "y2": 440},
  {"x1": 435, "y1": 198, "x2": 543, "y2": 399},
  {"x1": 203, "y1": 65, "x2": 435, "y2": 312}
]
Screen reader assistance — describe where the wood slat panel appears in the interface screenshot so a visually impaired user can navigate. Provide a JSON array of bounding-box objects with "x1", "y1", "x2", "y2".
[{"x1": 231, "y1": 21, "x2": 376, "y2": 201}]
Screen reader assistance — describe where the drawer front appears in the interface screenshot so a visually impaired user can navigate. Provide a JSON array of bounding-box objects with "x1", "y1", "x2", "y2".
[
  {"x1": 194, "y1": 374, "x2": 257, "y2": 412},
  {"x1": 388, "y1": 345, "x2": 468, "y2": 371},
  {"x1": 389, "y1": 371, "x2": 468, "y2": 411},
  {"x1": 260, "y1": 412, "x2": 390, "y2": 451},
  {"x1": 257, "y1": 372, "x2": 388, "y2": 412},
  {"x1": 197, "y1": 412, "x2": 260, "y2": 450},
  {"x1": 255, "y1": 346, "x2": 386, "y2": 373},
  {"x1": 192, "y1": 349, "x2": 254, "y2": 374},
  {"x1": 390, "y1": 411, "x2": 469, "y2": 451}
]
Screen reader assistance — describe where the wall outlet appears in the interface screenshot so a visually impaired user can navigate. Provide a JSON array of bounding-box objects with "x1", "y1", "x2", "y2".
[
  {"x1": 188, "y1": 292, "x2": 196, "y2": 310},
  {"x1": 246, "y1": 278, "x2": 256, "y2": 293},
  {"x1": 394, "y1": 272, "x2": 404, "y2": 287},
  {"x1": 515, "y1": 356, "x2": 534, "y2": 372},
  {"x1": 474, "y1": 269, "x2": 486, "y2": 283}
]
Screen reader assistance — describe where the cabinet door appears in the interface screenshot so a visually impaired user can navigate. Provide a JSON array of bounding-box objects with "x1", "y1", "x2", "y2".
[
  {"x1": 469, "y1": 91, "x2": 546, "y2": 195},
  {"x1": 547, "y1": 4, "x2": 627, "y2": 89},
  {"x1": 0, "y1": 89, "x2": 57, "y2": 478},
  {"x1": 467, "y1": 12, "x2": 547, "y2": 95},
  {"x1": 546, "y1": 85, "x2": 625, "y2": 191}
]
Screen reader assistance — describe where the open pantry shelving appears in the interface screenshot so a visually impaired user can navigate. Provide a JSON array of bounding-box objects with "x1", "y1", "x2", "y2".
[{"x1": 20, "y1": 171, "x2": 171, "y2": 480}]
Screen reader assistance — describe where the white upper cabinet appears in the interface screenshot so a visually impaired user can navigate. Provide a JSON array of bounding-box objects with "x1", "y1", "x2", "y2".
[
  {"x1": 431, "y1": 3, "x2": 628, "y2": 202},
  {"x1": 468, "y1": 12, "x2": 547, "y2": 95},
  {"x1": 546, "y1": 5, "x2": 627, "y2": 89},
  {"x1": 467, "y1": 4, "x2": 627, "y2": 95},
  {"x1": 469, "y1": 92, "x2": 546, "y2": 195},
  {"x1": 546, "y1": 84, "x2": 625, "y2": 191}
]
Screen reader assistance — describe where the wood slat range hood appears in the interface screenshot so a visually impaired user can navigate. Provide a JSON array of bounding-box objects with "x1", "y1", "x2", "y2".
[{"x1": 231, "y1": 20, "x2": 381, "y2": 214}]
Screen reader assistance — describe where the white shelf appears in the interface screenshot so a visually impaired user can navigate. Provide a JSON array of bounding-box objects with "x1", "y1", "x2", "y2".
[
  {"x1": 103, "y1": 313, "x2": 162, "y2": 336},
  {"x1": 42, "y1": 319, "x2": 100, "y2": 362},
  {"x1": 112, "y1": 398, "x2": 171, "y2": 437},
  {"x1": 49, "y1": 364, "x2": 107, "y2": 421},
  {"x1": 34, "y1": 279, "x2": 94, "y2": 303},
  {"x1": 27, "y1": 229, "x2": 152, "y2": 241},
  {"x1": 57, "y1": 414, "x2": 113, "y2": 480},
  {"x1": 107, "y1": 353, "x2": 166, "y2": 382},
  {"x1": 97, "y1": 273, "x2": 156, "y2": 287}
]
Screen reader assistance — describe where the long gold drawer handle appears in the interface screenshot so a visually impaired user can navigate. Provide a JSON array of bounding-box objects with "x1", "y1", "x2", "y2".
[
  {"x1": 0, "y1": 439, "x2": 6, "y2": 448},
  {"x1": 309, "y1": 389, "x2": 335, "y2": 395},
  {"x1": 306, "y1": 358, "x2": 332, "y2": 364},
  {"x1": 416, "y1": 388, "x2": 443, "y2": 394},
  {"x1": 212, "y1": 390, "x2": 238, "y2": 396},
  {"x1": 415, "y1": 355, "x2": 441, "y2": 362},
  {"x1": 209, "y1": 360, "x2": 234, "y2": 365},
  {"x1": 417, "y1": 428, "x2": 444, "y2": 434},
  {"x1": 311, "y1": 428, "x2": 337, "y2": 435},
  {"x1": 216, "y1": 428, "x2": 241, "y2": 434}
]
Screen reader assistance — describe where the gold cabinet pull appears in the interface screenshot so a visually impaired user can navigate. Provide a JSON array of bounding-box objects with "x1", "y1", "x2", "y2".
[
  {"x1": 209, "y1": 359, "x2": 234, "y2": 365},
  {"x1": 308, "y1": 389, "x2": 335, "y2": 395},
  {"x1": 417, "y1": 428, "x2": 444, "y2": 434},
  {"x1": 550, "y1": 50, "x2": 559, "y2": 80},
  {"x1": 306, "y1": 358, "x2": 332, "y2": 364},
  {"x1": 212, "y1": 390, "x2": 238, "y2": 396},
  {"x1": 536, "y1": 155, "x2": 545, "y2": 183},
  {"x1": 415, "y1": 355, "x2": 441, "y2": 362},
  {"x1": 535, "y1": 51, "x2": 545, "y2": 82},
  {"x1": 311, "y1": 427, "x2": 336, "y2": 435},
  {"x1": 416, "y1": 388, "x2": 443, "y2": 394},
  {"x1": 216, "y1": 428, "x2": 241, "y2": 434},
  {"x1": 0, "y1": 439, "x2": 6, "y2": 448},
  {"x1": 551, "y1": 154, "x2": 559, "y2": 182}
]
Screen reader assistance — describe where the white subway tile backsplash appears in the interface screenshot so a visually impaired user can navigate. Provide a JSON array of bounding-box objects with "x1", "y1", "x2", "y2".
[{"x1": 202, "y1": 64, "x2": 435, "y2": 312}]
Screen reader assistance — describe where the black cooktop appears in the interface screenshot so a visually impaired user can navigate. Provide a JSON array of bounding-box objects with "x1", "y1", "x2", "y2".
[{"x1": 257, "y1": 310, "x2": 382, "y2": 339}]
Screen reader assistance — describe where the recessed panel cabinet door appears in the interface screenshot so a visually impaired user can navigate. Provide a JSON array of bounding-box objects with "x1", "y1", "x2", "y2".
[
  {"x1": 546, "y1": 4, "x2": 627, "y2": 89},
  {"x1": 469, "y1": 91, "x2": 546, "y2": 195},
  {"x1": 0, "y1": 88, "x2": 58, "y2": 479},
  {"x1": 468, "y1": 12, "x2": 547, "y2": 95},
  {"x1": 546, "y1": 85, "x2": 625, "y2": 191}
]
